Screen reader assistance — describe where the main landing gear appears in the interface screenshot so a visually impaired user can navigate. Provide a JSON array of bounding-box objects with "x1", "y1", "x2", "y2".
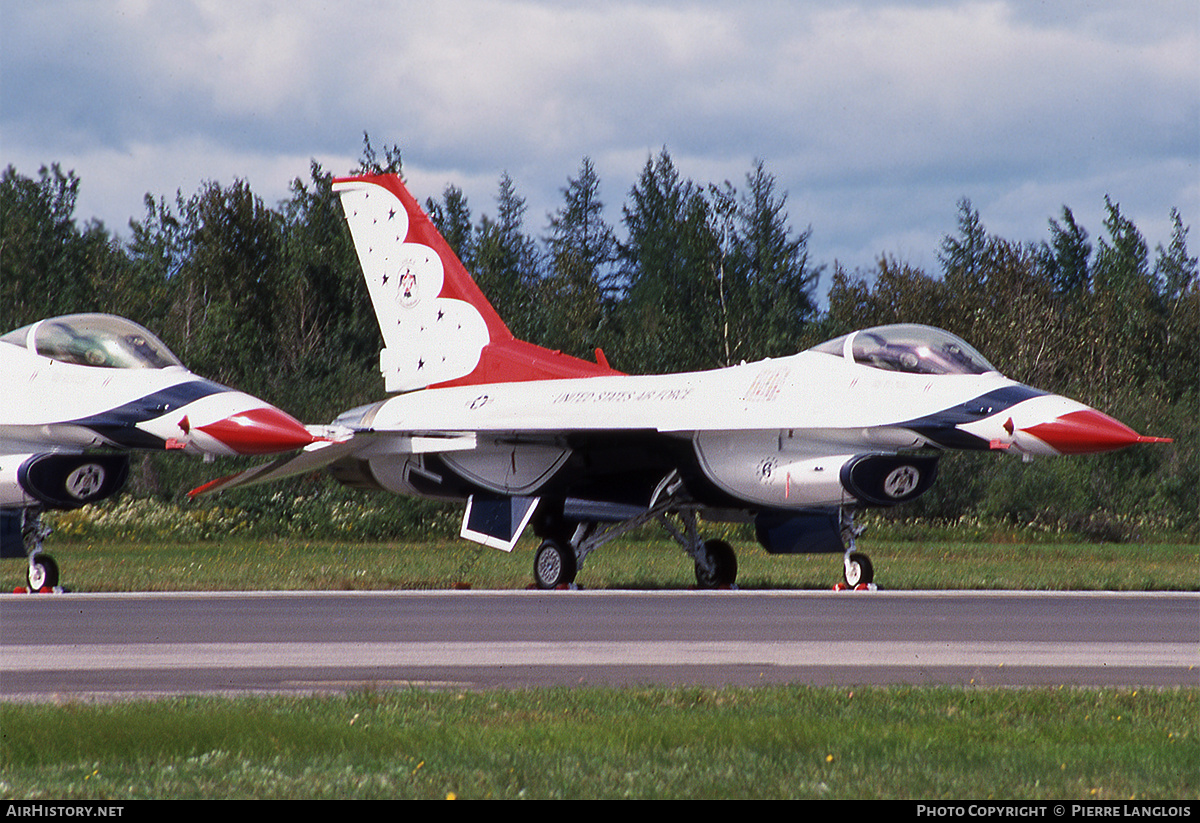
[
  {"x1": 531, "y1": 476, "x2": 740, "y2": 590},
  {"x1": 532, "y1": 509, "x2": 739, "y2": 590},
  {"x1": 660, "y1": 509, "x2": 738, "y2": 589},
  {"x1": 533, "y1": 537, "x2": 577, "y2": 589},
  {"x1": 694, "y1": 538, "x2": 738, "y2": 589}
]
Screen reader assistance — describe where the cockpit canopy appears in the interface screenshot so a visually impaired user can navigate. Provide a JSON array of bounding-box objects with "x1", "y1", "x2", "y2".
[
  {"x1": 0, "y1": 314, "x2": 184, "y2": 369},
  {"x1": 810, "y1": 324, "x2": 998, "y2": 376}
]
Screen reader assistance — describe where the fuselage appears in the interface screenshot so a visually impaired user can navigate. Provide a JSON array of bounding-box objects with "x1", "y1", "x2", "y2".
[
  {"x1": 327, "y1": 336, "x2": 1104, "y2": 514},
  {"x1": 358, "y1": 348, "x2": 1040, "y2": 438}
]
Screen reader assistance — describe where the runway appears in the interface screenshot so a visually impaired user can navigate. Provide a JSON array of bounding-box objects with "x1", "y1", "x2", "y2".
[{"x1": 1, "y1": 590, "x2": 1196, "y2": 700}]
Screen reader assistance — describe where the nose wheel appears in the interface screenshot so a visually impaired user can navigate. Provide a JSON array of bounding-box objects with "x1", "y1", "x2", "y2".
[
  {"x1": 843, "y1": 551, "x2": 873, "y2": 588},
  {"x1": 27, "y1": 552, "x2": 60, "y2": 590}
]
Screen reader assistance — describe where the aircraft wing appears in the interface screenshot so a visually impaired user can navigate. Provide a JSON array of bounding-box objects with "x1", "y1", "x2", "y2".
[
  {"x1": 188, "y1": 429, "x2": 479, "y2": 498},
  {"x1": 188, "y1": 438, "x2": 358, "y2": 498}
]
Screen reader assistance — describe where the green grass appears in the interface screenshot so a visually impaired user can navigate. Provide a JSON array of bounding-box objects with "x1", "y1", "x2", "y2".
[
  {"x1": 2, "y1": 687, "x2": 1195, "y2": 800},
  {"x1": 3, "y1": 536, "x2": 1196, "y2": 592}
]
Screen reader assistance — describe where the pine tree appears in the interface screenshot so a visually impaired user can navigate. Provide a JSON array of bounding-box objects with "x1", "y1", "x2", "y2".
[
  {"x1": 1043, "y1": 205, "x2": 1092, "y2": 294},
  {"x1": 542, "y1": 157, "x2": 618, "y2": 360},
  {"x1": 618, "y1": 149, "x2": 720, "y2": 372},
  {"x1": 939, "y1": 198, "x2": 989, "y2": 289},
  {"x1": 425, "y1": 184, "x2": 475, "y2": 268},
  {"x1": 472, "y1": 173, "x2": 541, "y2": 341},
  {"x1": 728, "y1": 159, "x2": 821, "y2": 361}
]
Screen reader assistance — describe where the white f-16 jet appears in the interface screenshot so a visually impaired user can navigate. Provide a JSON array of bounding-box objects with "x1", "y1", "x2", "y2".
[
  {"x1": 1, "y1": 313, "x2": 317, "y2": 590},
  {"x1": 194, "y1": 173, "x2": 1171, "y2": 590}
]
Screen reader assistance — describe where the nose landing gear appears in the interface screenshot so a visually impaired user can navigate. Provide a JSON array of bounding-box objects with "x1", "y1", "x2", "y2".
[{"x1": 837, "y1": 509, "x2": 875, "y2": 591}]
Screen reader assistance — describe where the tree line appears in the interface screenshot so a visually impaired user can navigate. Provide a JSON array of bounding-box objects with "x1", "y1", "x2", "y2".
[{"x1": 1, "y1": 139, "x2": 1195, "y2": 539}]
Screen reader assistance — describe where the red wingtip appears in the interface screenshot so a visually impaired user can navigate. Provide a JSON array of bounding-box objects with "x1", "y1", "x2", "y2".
[
  {"x1": 196, "y1": 407, "x2": 315, "y2": 455},
  {"x1": 187, "y1": 475, "x2": 237, "y2": 499},
  {"x1": 1022, "y1": 409, "x2": 1172, "y2": 455}
]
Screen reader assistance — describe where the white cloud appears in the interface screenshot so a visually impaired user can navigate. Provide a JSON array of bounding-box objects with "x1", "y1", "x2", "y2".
[{"x1": 2, "y1": 0, "x2": 1195, "y2": 279}]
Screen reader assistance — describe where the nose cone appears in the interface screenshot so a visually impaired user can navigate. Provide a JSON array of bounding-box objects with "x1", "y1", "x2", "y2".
[
  {"x1": 1020, "y1": 408, "x2": 1172, "y2": 455},
  {"x1": 195, "y1": 406, "x2": 316, "y2": 455}
]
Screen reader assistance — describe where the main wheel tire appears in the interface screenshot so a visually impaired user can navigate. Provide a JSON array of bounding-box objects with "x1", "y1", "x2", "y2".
[
  {"x1": 28, "y1": 553, "x2": 59, "y2": 590},
  {"x1": 844, "y1": 551, "x2": 874, "y2": 587},
  {"x1": 695, "y1": 539, "x2": 737, "y2": 588},
  {"x1": 534, "y1": 540, "x2": 577, "y2": 589}
]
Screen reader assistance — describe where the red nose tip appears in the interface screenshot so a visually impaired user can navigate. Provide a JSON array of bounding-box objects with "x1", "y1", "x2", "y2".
[
  {"x1": 1022, "y1": 409, "x2": 1172, "y2": 455},
  {"x1": 197, "y1": 407, "x2": 315, "y2": 455}
]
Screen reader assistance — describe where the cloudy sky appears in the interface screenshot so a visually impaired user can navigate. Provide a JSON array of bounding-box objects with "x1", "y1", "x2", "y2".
[{"x1": 3, "y1": 0, "x2": 1197, "y2": 291}]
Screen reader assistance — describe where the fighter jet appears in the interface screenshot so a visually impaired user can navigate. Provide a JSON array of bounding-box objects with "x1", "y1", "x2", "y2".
[
  {"x1": 194, "y1": 173, "x2": 1171, "y2": 590},
  {"x1": 1, "y1": 312, "x2": 317, "y2": 590}
]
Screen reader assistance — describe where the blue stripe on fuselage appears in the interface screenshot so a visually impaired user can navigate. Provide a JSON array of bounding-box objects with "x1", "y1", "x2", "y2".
[
  {"x1": 67, "y1": 380, "x2": 228, "y2": 449},
  {"x1": 899, "y1": 385, "x2": 1047, "y2": 450}
]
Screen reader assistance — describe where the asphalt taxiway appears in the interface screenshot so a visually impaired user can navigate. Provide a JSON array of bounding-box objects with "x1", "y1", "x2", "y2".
[{"x1": 1, "y1": 590, "x2": 1195, "y2": 700}]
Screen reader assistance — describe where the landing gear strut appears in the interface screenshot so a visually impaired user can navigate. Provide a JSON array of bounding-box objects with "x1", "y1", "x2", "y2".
[
  {"x1": 840, "y1": 509, "x2": 874, "y2": 589},
  {"x1": 657, "y1": 507, "x2": 738, "y2": 589},
  {"x1": 16, "y1": 510, "x2": 59, "y2": 591}
]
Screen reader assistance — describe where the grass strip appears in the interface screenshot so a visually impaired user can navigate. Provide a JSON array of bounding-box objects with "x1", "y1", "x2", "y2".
[
  {"x1": 3, "y1": 538, "x2": 1196, "y2": 592},
  {"x1": 2, "y1": 686, "x2": 1196, "y2": 800}
]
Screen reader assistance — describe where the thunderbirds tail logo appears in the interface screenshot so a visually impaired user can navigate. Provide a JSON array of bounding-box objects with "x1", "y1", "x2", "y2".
[{"x1": 398, "y1": 268, "x2": 419, "y2": 308}]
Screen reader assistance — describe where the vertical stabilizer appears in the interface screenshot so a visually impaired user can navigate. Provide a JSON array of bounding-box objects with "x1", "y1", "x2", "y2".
[{"x1": 333, "y1": 174, "x2": 619, "y2": 392}]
